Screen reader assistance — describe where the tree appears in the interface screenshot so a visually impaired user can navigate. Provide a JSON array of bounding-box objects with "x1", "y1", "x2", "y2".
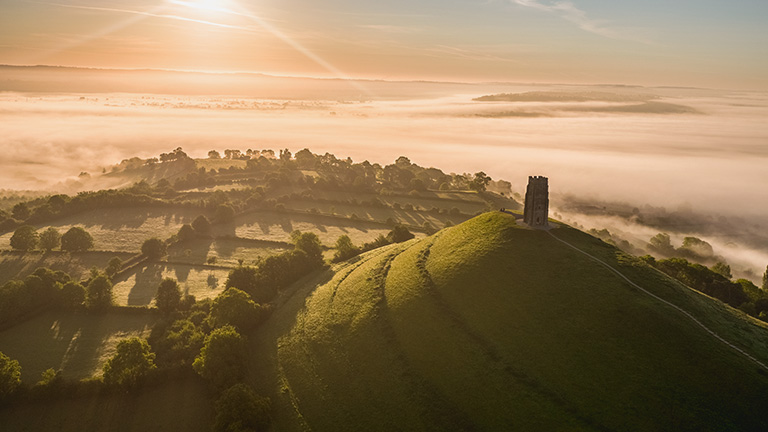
[
  {"x1": 763, "y1": 266, "x2": 768, "y2": 291},
  {"x1": 226, "y1": 266, "x2": 259, "y2": 295},
  {"x1": 470, "y1": 171, "x2": 491, "y2": 191},
  {"x1": 208, "y1": 150, "x2": 221, "y2": 159},
  {"x1": 39, "y1": 227, "x2": 61, "y2": 251},
  {"x1": 86, "y1": 274, "x2": 113, "y2": 310},
  {"x1": 141, "y1": 238, "x2": 167, "y2": 260},
  {"x1": 292, "y1": 231, "x2": 324, "y2": 268},
  {"x1": 155, "y1": 278, "x2": 181, "y2": 315},
  {"x1": 12, "y1": 202, "x2": 30, "y2": 221},
  {"x1": 680, "y1": 236, "x2": 714, "y2": 258},
  {"x1": 192, "y1": 215, "x2": 212, "y2": 235},
  {"x1": 193, "y1": 325, "x2": 247, "y2": 390},
  {"x1": 332, "y1": 235, "x2": 359, "y2": 263},
  {"x1": 105, "y1": 257, "x2": 122, "y2": 277},
  {"x1": 214, "y1": 384, "x2": 271, "y2": 432},
  {"x1": 102, "y1": 338, "x2": 156, "y2": 387},
  {"x1": 61, "y1": 281, "x2": 85, "y2": 308},
  {"x1": 388, "y1": 225, "x2": 414, "y2": 243},
  {"x1": 0, "y1": 351, "x2": 22, "y2": 399},
  {"x1": 648, "y1": 233, "x2": 675, "y2": 256},
  {"x1": 61, "y1": 227, "x2": 94, "y2": 252},
  {"x1": 711, "y1": 262, "x2": 732, "y2": 280},
  {"x1": 10, "y1": 225, "x2": 38, "y2": 251},
  {"x1": 210, "y1": 288, "x2": 263, "y2": 331}
]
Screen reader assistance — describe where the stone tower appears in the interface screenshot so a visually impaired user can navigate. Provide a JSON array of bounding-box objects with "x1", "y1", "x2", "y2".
[{"x1": 523, "y1": 176, "x2": 549, "y2": 227}]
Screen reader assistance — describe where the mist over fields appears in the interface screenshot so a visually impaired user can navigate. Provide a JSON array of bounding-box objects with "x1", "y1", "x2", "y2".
[{"x1": 1, "y1": 66, "x2": 767, "y2": 278}]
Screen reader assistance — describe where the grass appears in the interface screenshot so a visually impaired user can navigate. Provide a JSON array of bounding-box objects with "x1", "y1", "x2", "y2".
[
  {"x1": 112, "y1": 263, "x2": 229, "y2": 306},
  {"x1": 0, "y1": 377, "x2": 212, "y2": 432},
  {"x1": 0, "y1": 207, "x2": 205, "y2": 253},
  {"x1": 167, "y1": 237, "x2": 292, "y2": 267},
  {"x1": 0, "y1": 250, "x2": 135, "y2": 284},
  {"x1": 247, "y1": 212, "x2": 768, "y2": 431},
  {"x1": 0, "y1": 310, "x2": 155, "y2": 381},
  {"x1": 231, "y1": 211, "x2": 394, "y2": 246}
]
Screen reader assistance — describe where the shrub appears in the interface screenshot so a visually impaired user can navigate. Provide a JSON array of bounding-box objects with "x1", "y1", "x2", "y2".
[
  {"x1": 388, "y1": 225, "x2": 414, "y2": 243},
  {"x1": 332, "y1": 235, "x2": 359, "y2": 263}
]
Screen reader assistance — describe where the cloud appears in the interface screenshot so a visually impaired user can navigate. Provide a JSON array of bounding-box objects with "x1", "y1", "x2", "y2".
[{"x1": 511, "y1": 0, "x2": 646, "y2": 43}]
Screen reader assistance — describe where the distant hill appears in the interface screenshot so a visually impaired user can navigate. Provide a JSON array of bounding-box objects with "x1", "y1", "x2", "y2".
[
  {"x1": 251, "y1": 212, "x2": 768, "y2": 431},
  {"x1": 473, "y1": 90, "x2": 658, "y2": 102}
]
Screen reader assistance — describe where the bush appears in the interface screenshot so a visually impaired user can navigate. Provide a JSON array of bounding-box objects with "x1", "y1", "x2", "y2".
[
  {"x1": 102, "y1": 338, "x2": 157, "y2": 387},
  {"x1": 61, "y1": 227, "x2": 94, "y2": 252},
  {"x1": 10, "y1": 225, "x2": 38, "y2": 251},
  {"x1": 61, "y1": 281, "x2": 85, "y2": 309},
  {"x1": 214, "y1": 384, "x2": 271, "y2": 432}
]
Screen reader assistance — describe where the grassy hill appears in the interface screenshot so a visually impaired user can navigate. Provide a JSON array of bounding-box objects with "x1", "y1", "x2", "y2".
[{"x1": 249, "y1": 212, "x2": 768, "y2": 431}]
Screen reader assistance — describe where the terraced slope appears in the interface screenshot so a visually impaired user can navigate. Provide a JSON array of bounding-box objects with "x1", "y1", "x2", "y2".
[{"x1": 251, "y1": 212, "x2": 768, "y2": 431}]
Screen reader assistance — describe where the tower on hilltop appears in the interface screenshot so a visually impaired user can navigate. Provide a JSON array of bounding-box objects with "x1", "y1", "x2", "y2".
[{"x1": 523, "y1": 176, "x2": 549, "y2": 228}]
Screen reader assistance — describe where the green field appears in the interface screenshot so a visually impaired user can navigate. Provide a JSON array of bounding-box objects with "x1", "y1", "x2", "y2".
[
  {"x1": 231, "y1": 211, "x2": 396, "y2": 245},
  {"x1": 167, "y1": 237, "x2": 291, "y2": 267},
  {"x1": 0, "y1": 378, "x2": 212, "y2": 432},
  {"x1": 247, "y1": 212, "x2": 768, "y2": 431},
  {"x1": 0, "y1": 311, "x2": 155, "y2": 381},
  {"x1": 284, "y1": 199, "x2": 466, "y2": 228},
  {"x1": 112, "y1": 263, "x2": 229, "y2": 306},
  {"x1": 0, "y1": 251, "x2": 135, "y2": 284},
  {"x1": 0, "y1": 207, "x2": 205, "y2": 253}
]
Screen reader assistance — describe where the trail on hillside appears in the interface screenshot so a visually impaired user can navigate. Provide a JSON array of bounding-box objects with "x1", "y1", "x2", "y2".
[
  {"x1": 415, "y1": 234, "x2": 618, "y2": 432},
  {"x1": 547, "y1": 230, "x2": 768, "y2": 371}
]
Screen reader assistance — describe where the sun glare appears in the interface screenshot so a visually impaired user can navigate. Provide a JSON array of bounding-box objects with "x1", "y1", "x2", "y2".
[{"x1": 170, "y1": 0, "x2": 229, "y2": 13}]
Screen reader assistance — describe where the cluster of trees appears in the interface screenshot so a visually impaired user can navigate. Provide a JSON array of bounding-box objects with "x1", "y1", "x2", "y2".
[
  {"x1": 0, "y1": 265, "x2": 121, "y2": 328},
  {"x1": 332, "y1": 224, "x2": 415, "y2": 263},
  {"x1": 642, "y1": 255, "x2": 768, "y2": 321},
  {"x1": 225, "y1": 230, "x2": 325, "y2": 303},
  {"x1": 648, "y1": 233, "x2": 723, "y2": 263},
  {"x1": 9, "y1": 226, "x2": 93, "y2": 252}
]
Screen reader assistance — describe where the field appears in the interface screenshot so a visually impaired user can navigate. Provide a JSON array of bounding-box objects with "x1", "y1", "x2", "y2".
[
  {"x1": 0, "y1": 250, "x2": 135, "y2": 284},
  {"x1": 112, "y1": 263, "x2": 229, "y2": 306},
  {"x1": 247, "y1": 212, "x2": 768, "y2": 431},
  {"x1": 0, "y1": 378, "x2": 212, "y2": 432},
  {"x1": 231, "y1": 211, "x2": 397, "y2": 245},
  {"x1": 167, "y1": 237, "x2": 292, "y2": 267},
  {"x1": 0, "y1": 310, "x2": 155, "y2": 381},
  {"x1": 0, "y1": 206, "x2": 205, "y2": 252}
]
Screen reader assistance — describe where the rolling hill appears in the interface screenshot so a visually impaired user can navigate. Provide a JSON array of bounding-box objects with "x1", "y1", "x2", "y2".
[{"x1": 249, "y1": 212, "x2": 768, "y2": 431}]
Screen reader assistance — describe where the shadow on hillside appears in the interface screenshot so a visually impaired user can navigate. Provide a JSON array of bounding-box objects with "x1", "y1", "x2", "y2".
[{"x1": 127, "y1": 264, "x2": 164, "y2": 305}]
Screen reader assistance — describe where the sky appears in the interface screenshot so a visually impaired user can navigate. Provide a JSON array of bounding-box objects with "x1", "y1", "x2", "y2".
[{"x1": 1, "y1": 0, "x2": 767, "y2": 89}]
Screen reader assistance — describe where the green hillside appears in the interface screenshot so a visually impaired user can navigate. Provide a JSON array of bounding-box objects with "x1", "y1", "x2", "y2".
[{"x1": 250, "y1": 212, "x2": 768, "y2": 431}]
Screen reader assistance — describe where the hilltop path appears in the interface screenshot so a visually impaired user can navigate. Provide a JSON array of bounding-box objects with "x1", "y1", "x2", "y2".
[{"x1": 547, "y1": 229, "x2": 768, "y2": 371}]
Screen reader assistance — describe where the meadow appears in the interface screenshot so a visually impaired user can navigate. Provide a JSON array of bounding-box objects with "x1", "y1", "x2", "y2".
[{"x1": 0, "y1": 310, "x2": 155, "y2": 381}]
